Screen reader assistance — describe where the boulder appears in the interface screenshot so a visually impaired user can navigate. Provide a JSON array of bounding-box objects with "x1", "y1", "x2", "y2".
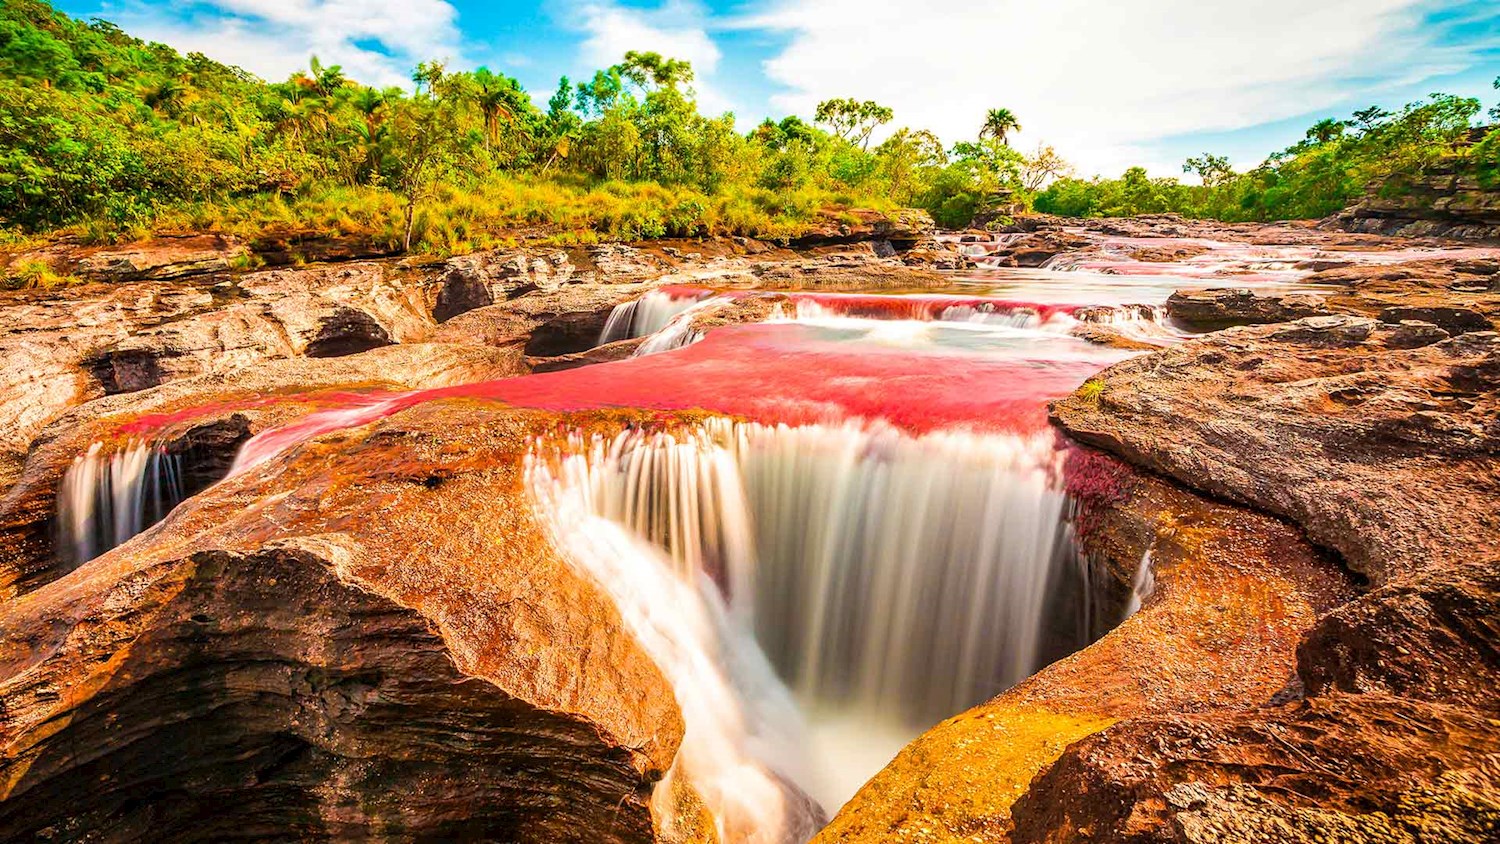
[
  {"x1": 1038, "y1": 314, "x2": 1500, "y2": 843},
  {"x1": 1167, "y1": 288, "x2": 1331, "y2": 329},
  {"x1": 789, "y1": 209, "x2": 935, "y2": 247},
  {"x1": 1052, "y1": 317, "x2": 1500, "y2": 584}
]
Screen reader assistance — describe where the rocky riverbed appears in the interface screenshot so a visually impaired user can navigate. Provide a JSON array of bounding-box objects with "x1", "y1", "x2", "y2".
[{"x1": 1, "y1": 212, "x2": 1496, "y2": 842}]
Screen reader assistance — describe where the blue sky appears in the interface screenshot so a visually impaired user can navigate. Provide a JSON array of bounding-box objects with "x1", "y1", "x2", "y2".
[{"x1": 59, "y1": 0, "x2": 1500, "y2": 177}]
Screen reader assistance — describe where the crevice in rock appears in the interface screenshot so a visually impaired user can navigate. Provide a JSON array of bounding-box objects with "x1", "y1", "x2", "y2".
[
  {"x1": 86, "y1": 348, "x2": 172, "y2": 395},
  {"x1": 522, "y1": 307, "x2": 623, "y2": 357},
  {"x1": 303, "y1": 309, "x2": 394, "y2": 358}
]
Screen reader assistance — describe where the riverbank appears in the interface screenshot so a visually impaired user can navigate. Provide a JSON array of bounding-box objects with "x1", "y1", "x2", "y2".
[{"x1": 1, "y1": 214, "x2": 1495, "y2": 842}]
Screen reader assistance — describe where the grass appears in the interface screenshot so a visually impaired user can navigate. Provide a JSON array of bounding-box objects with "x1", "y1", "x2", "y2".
[
  {"x1": 1077, "y1": 379, "x2": 1107, "y2": 403},
  {"x1": 1, "y1": 257, "x2": 82, "y2": 290},
  {"x1": 24, "y1": 175, "x2": 899, "y2": 258}
]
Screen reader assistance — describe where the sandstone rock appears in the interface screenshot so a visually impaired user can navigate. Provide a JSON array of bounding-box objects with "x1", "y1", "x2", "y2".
[
  {"x1": 527, "y1": 338, "x2": 646, "y2": 373},
  {"x1": 432, "y1": 284, "x2": 647, "y2": 352},
  {"x1": 68, "y1": 234, "x2": 249, "y2": 281},
  {"x1": 0, "y1": 343, "x2": 525, "y2": 597},
  {"x1": 1038, "y1": 311, "x2": 1500, "y2": 844},
  {"x1": 1378, "y1": 304, "x2": 1490, "y2": 335},
  {"x1": 1167, "y1": 288, "x2": 1331, "y2": 329},
  {"x1": 790, "y1": 208, "x2": 935, "y2": 247},
  {"x1": 1010, "y1": 693, "x2": 1500, "y2": 844},
  {"x1": 1052, "y1": 317, "x2": 1500, "y2": 584},
  {"x1": 1325, "y1": 157, "x2": 1500, "y2": 244},
  {"x1": 0, "y1": 403, "x2": 696, "y2": 842}
]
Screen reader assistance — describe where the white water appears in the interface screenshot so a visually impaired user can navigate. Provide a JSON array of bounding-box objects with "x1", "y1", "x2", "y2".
[
  {"x1": 57, "y1": 440, "x2": 184, "y2": 563},
  {"x1": 632, "y1": 295, "x2": 734, "y2": 356},
  {"x1": 526, "y1": 418, "x2": 1089, "y2": 816},
  {"x1": 527, "y1": 439, "x2": 823, "y2": 844},
  {"x1": 599, "y1": 288, "x2": 714, "y2": 345},
  {"x1": 1124, "y1": 548, "x2": 1157, "y2": 617}
]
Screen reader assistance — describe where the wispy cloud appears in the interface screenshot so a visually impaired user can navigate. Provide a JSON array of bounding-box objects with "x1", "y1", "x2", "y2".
[
  {"x1": 739, "y1": 0, "x2": 1496, "y2": 174},
  {"x1": 105, "y1": 0, "x2": 464, "y2": 87},
  {"x1": 569, "y1": 0, "x2": 736, "y2": 115}
]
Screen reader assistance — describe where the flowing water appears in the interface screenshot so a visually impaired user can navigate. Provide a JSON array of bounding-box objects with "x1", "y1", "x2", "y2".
[
  {"x1": 57, "y1": 440, "x2": 183, "y2": 564},
  {"x1": 55, "y1": 231, "x2": 1500, "y2": 839}
]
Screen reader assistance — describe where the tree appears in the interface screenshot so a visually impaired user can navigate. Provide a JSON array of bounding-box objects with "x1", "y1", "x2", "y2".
[
  {"x1": 1183, "y1": 152, "x2": 1233, "y2": 187},
  {"x1": 1491, "y1": 75, "x2": 1499, "y2": 122},
  {"x1": 619, "y1": 51, "x2": 693, "y2": 92},
  {"x1": 387, "y1": 92, "x2": 458, "y2": 251},
  {"x1": 814, "y1": 98, "x2": 893, "y2": 148},
  {"x1": 465, "y1": 67, "x2": 528, "y2": 155},
  {"x1": 979, "y1": 108, "x2": 1021, "y2": 145},
  {"x1": 1019, "y1": 143, "x2": 1071, "y2": 192},
  {"x1": 1305, "y1": 118, "x2": 1346, "y2": 145},
  {"x1": 1351, "y1": 106, "x2": 1391, "y2": 133}
]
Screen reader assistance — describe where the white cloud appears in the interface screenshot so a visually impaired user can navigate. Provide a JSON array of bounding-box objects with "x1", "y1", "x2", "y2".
[
  {"x1": 109, "y1": 0, "x2": 463, "y2": 88},
  {"x1": 741, "y1": 0, "x2": 1488, "y2": 175},
  {"x1": 572, "y1": 1, "x2": 736, "y2": 115}
]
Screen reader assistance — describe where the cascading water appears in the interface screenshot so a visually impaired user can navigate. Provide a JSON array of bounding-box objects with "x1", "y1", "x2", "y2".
[
  {"x1": 528, "y1": 436, "x2": 823, "y2": 844},
  {"x1": 526, "y1": 417, "x2": 1095, "y2": 812},
  {"x1": 1124, "y1": 548, "x2": 1157, "y2": 617},
  {"x1": 598, "y1": 287, "x2": 715, "y2": 345},
  {"x1": 57, "y1": 440, "x2": 184, "y2": 564}
]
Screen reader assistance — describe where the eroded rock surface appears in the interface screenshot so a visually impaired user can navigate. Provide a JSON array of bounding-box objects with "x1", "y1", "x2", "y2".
[
  {"x1": 1053, "y1": 318, "x2": 1498, "y2": 583},
  {"x1": 1326, "y1": 157, "x2": 1500, "y2": 244},
  {"x1": 0, "y1": 403, "x2": 700, "y2": 842},
  {"x1": 1042, "y1": 314, "x2": 1500, "y2": 843},
  {"x1": 0, "y1": 342, "x2": 526, "y2": 597}
]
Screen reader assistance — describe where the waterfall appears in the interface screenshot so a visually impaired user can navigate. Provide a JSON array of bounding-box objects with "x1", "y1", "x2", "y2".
[
  {"x1": 632, "y1": 295, "x2": 733, "y2": 356},
  {"x1": 1070, "y1": 303, "x2": 1183, "y2": 343},
  {"x1": 1123, "y1": 548, "x2": 1157, "y2": 617},
  {"x1": 527, "y1": 438, "x2": 823, "y2": 844},
  {"x1": 527, "y1": 417, "x2": 1092, "y2": 813},
  {"x1": 598, "y1": 288, "x2": 715, "y2": 345},
  {"x1": 57, "y1": 440, "x2": 184, "y2": 564}
]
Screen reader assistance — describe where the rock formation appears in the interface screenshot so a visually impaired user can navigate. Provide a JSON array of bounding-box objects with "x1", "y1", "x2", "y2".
[
  {"x1": 1326, "y1": 157, "x2": 1500, "y2": 243},
  {"x1": 0, "y1": 403, "x2": 702, "y2": 842},
  {"x1": 3, "y1": 211, "x2": 1497, "y2": 843},
  {"x1": 1045, "y1": 316, "x2": 1500, "y2": 842}
]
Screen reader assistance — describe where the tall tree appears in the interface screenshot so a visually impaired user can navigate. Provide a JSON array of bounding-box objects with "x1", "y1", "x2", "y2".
[{"x1": 980, "y1": 108, "x2": 1021, "y2": 145}]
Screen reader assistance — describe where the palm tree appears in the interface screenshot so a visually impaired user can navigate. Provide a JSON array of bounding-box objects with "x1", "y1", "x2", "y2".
[
  {"x1": 980, "y1": 108, "x2": 1021, "y2": 145},
  {"x1": 350, "y1": 87, "x2": 388, "y2": 182},
  {"x1": 469, "y1": 68, "x2": 517, "y2": 153}
]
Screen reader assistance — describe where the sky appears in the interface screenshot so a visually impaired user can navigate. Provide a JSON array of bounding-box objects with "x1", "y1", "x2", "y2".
[{"x1": 58, "y1": 0, "x2": 1500, "y2": 177}]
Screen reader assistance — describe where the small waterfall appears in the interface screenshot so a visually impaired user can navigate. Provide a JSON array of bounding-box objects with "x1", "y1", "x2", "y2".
[
  {"x1": 58, "y1": 440, "x2": 184, "y2": 564},
  {"x1": 528, "y1": 418, "x2": 1095, "y2": 812},
  {"x1": 1070, "y1": 303, "x2": 1184, "y2": 343},
  {"x1": 599, "y1": 288, "x2": 714, "y2": 345},
  {"x1": 632, "y1": 296, "x2": 733, "y2": 356},
  {"x1": 777, "y1": 294, "x2": 1070, "y2": 331},
  {"x1": 1123, "y1": 549, "x2": 1157, "y2": 617}
]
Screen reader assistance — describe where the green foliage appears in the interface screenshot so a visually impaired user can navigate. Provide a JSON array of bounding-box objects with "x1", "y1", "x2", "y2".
[
  {"x1": 4, "y1": 0, "x2": 1498, "y2": 249},
  {"x1": 1, "y1": 256, "x2": 79, "y2": 289},
  {"x1": 980, "y1": 108, "x2": 1021, "y2": 145},
  {"x1": 0, "y1": 0, "x2": 1037, "y2": 246},
  {"x1": 1038, "y1": 93, "x2": 1492, "y2": 222}
]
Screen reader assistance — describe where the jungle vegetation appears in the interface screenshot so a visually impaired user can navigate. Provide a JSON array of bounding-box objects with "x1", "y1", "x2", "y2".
[{"x1": 2, "y1": 0, "x2": 1496, "y2": 254}]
